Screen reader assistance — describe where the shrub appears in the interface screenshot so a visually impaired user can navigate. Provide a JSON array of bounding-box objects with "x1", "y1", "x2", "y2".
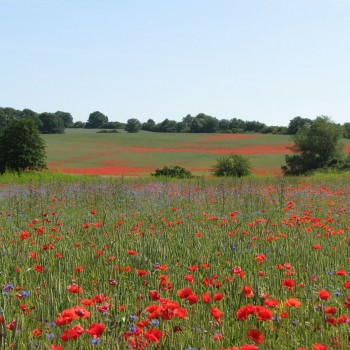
[
  {"x1": 211, "y1": 153, "x2": 252, "y2": 177},
  {"x1": 282, "y1": 116, "x2": 344, "y2": 175},
  {"x1": 151, "y1": 164, "x2": 193, "y2": 178},
  {"x1": 0, "y1": 118, "x2": 47, "y2": 174},
  {"x1": 96, "y1": 129, "x2": 120, "y2": 133}
]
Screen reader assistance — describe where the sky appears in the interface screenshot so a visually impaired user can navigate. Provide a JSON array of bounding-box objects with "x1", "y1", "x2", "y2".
[{"x1": 1, "y1": 0, "x2": 349, "y2": 126}]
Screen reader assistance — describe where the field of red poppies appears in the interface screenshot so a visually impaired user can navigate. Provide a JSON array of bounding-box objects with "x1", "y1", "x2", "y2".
[
  {"x1": 1, "y1": 173, "x2": 350, "y2": 349},
  {"x1": 43, "y1": 130, "x2": 299, "y2": 177}
]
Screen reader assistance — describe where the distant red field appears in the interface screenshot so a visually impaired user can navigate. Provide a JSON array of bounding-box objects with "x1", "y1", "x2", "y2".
[{"x1": 43, "y1": 130, "x2": 350, "y2": 177}]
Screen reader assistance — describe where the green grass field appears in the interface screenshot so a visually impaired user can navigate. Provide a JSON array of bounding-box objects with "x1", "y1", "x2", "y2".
[{"x1": 42, "y1": 129, "x2": 350, "y2": 177}]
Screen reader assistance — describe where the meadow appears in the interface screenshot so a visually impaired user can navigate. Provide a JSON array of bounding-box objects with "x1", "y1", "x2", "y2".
[
  {"x1": 42, "y1": 129, "x2": 300, "y2": 177},
  {"x1": 42, "y1": 129, "x2": 350, "y2": 177},
  {"x1": 1, "y1": 172, "x2": 350, "y2": 349}
]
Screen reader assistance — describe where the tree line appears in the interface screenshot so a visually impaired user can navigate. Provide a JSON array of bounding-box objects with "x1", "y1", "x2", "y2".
[
  {"x1": 2, "y1": 106, "x2": 349, "y2": 136},
  {"x1": 0, "y1": 114, "x2": 349, "y2": 175}
]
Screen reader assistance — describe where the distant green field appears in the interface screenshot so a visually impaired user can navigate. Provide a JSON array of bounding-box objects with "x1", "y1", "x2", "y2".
[{"x1": 42, "y1": 129, "x2": 350, "y2": 176}]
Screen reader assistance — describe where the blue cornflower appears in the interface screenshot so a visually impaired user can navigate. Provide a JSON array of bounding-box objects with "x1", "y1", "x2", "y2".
[{"x1": 4, "y1": 284, "x2": 14, "y2": 291}]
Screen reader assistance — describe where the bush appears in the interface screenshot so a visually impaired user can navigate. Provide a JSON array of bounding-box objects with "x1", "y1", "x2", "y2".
[
  {"x1": 282, "y1": 116, "x2": 344, "y2": 175},
  {"x1": 96, "y1": 129, "x2": 120, "y2": 133},
  {"x1": 151, "y1": 164, "x2": 193, "y2": 178},
  {"x1": 0, "y1": 118, "x2": 47, "y2": 174},
  {"x1": 211, "y1": 153, "x2": 252, "y2": 177}
]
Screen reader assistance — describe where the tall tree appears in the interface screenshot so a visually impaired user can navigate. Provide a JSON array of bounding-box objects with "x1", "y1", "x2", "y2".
[
  {"x1": 282, "y1": 116, "x2": 344, "y2": 175},
  {"x1": 141, "y1": 119, "x2": 156, "y2": 131},
  {"x1": 39, "y1": 113, "x2": 65, "y2": 134},
  {"x1": 85, "y1": 111, "x2": 108, "y2": 128},
  {"x1": 0, "y1": 119, "x2": 47, "y2": 173},
  {"x1": 0, "y1": 107, "x2": 21, "y2": 129},
  {"x1": 55, "y1": 111, "x2": 73, "y2": 128},
  {"x1": 287, "y1": 116, "x2": 312, "y2": 135},
  {"x1": 125, "y1": 118, "x2": 141, "y2": 133}
]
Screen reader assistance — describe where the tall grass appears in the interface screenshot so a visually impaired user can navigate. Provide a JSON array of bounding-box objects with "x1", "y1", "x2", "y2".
[{"x1": 0, "y1": 172, "x2": 349, "y2": 349}]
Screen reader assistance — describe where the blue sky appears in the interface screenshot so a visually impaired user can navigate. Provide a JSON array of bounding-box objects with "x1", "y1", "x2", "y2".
[{"x1": 1, "y1": 0, "x2": 349, "y2": 126}]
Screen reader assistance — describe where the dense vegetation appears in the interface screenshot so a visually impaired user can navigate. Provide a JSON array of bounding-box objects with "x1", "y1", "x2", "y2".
[
  {"x1": 283, "y1": 117, "x2": 350, "y2": 175},
  {"x1": 2, "y1": 106, "x2": 349, "y2": 137},
  {"x1": 0, "y1": 174, "x2": 350, "y2": 349},
  {"x1": 0, "y1": 119, "x2": 47, "y2": 174}
]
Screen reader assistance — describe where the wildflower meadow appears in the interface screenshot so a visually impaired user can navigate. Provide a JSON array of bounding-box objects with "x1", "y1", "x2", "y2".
[{"x1": 1, "y1": 173, "x2": 350, "y2": 350}]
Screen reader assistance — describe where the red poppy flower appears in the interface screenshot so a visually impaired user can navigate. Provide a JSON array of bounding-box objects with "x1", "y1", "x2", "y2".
[
  {"x1": 255, "y1": 306, "x2": 273, "y2": 321},
  {"x1": 32, "y1": 329, "x2": 42, "y2": 337},
  {"x1": 51, "y1": 345, "x2": 62, "y2": 350},
  {"x1": 34, "y1": 265, "x2": 44, "y2": 273},
  {"x1": 20, "y1": 231, "x2": 30, "y2": 240},
  {"x1": 247, "y1": 329, "x2": 264, "y2": 344},
  {"x1": 285, "y1": 298, "x2": 301, "y2": 308},
  {"x1": 67, "y1": 284, "x2": 82, "y2": 294},
  {"x1": 313, "y1": 344, "x2": 328, "y2": 350},
  {"x1": 143, "y1": 328, "x2": 163, "y2": 342},
  {"x1": 149, "y1": 290, "x2": 160, "y2": 301},
  {"x1": 281, "y1": 278, "x2": 295, "y2": 291},
  {"x1": 177, "y1": 287, "x2": 193, "y2": 299},
  {"x1": 87, "y1": 323, "x2": 105, "y2": 338},
  {"x1": 264, "y1": 298, "x2": 278, "y2": 308},
  {"x1": 213, "y1": 292, "x2": 224, "y2": 301},
  {"x1": 324, "y1": 307, "x2": 337, "y2": 315},
  {"x1": 210, "y1": 307, "x2": 223, "y2": 323},
  {"x1": 240, "y1": 344, "x2": 259, "y2": 350},
  {"x1": 60, "y1": 327, "x2": 80, "y2": 342},
  {"x1": 202, "y1": 292, "x2": 211, "y2": 303},
  {"x1": 343, "y1": 280, "x2": 350, "y2": 289},
  {"x1": 242, "y1": 285, "x2": 254, "y2": 298},
  {"x1": 318, "y1": 289, "x2": 331, "y2": 300}
]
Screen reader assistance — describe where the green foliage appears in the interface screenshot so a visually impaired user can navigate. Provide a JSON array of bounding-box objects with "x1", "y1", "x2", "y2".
[
  {"x1": 212, "y1": 153, "x2": 252, "y2": 177},
  {"x1": 72, "y1": 121, "x2": 86, "y2": 128},
  {"x1": 343, "y1": 122, "x2": 350, "y2": 139},
  {"x1": 151, "y1": 164, "x2": 193, "y2": 178},
  {"x1": 0, "y1": 118, "x2": 47, "y2": 174},
  {"x1": 39, "y1": 112, "x2": 65, "y2": 134},
  {"x1": 141, "y1": 118, "x2": 156, "y2": 131},
  {"x1": 283, "y1": 116, "x2": 344, "y2": 175},
  {"x1": 101, "y1": 121, "x2": 123, "y2": 129},
  {"x1": 287, "y1": 116, "x2": 312, "y2": 135},
  {"x1": 96, "y1": 129, "x2": 120, "y2": 133},
  {"x1": 55, "y1": 111, "x2": 73, "y2": 127},
  {"x1": 125, "y1": 118, "x2": 142, "y2": 133},
  {"x1": 85, "y1": 111, "x2": 108, "y2": 128}
]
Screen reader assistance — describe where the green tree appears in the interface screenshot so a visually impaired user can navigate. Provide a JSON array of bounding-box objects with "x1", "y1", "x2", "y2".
[
  {"x1": 0, "y1": 107, "x2": 21, "y2": 129},
  {"x1": 0, "y1": 119, "x2": 47, "y2": 174},
  {"x1": 212, "y1": 153, "x2": 252, "y2": 177},
  {"x1": 287, "y1": 116, "x2": 312, "y2": 135},
  {"x1": 20, "y1": 109, "x2": 42, "y2": 130},
  {"x1": 85, "y1": 111, "x2": 108, "y2": 128},
  {"x1": 141, "y1": 119, "x2": 156, "y2": 131},
  {"x1": 39, "y1": 113, "x2": 65, "y2": 134},
  {"x1": 125, "y1": 118, "x2": 141, "y2": 133},
  {"x1": 55, "y1": 111, "x2": 73, "y2": 128},
  {"x1": 282, "y1": 116, "x2": 344, "y2": 175},
  {"x1": 343, "y1": 122, "x2": 350, "y2": 139},
  {"x1": 153, "y1": 119, "x2": 178, "y2": 132}
]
